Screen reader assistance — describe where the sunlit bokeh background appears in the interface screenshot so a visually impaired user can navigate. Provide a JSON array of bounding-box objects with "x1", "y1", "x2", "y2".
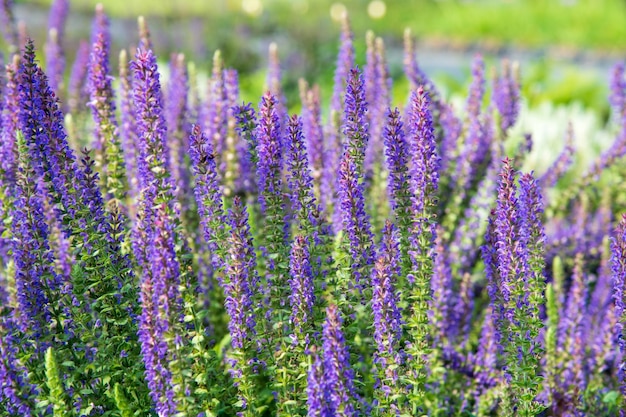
[{"x1": 9, "y1": 0, "x2": 626, "y2": 170}]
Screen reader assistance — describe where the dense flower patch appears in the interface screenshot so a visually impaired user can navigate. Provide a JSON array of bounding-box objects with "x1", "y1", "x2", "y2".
[{"x1": 0, "y1": 1, "x2": 625, "y2": 416}]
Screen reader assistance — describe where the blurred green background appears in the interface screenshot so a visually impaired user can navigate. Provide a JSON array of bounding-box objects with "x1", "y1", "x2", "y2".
[
  {"x1": 8, "y1": 0, "x2": 626, "y2": 165},
  {"x1": 11, "y1": 0, "x2": 626, "y2": 109},
  {"x1": 3, "y1": 0, "x2": 623, "y2": 178}
]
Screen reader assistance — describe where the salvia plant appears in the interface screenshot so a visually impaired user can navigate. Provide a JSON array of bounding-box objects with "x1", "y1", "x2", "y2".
[{"x1": 1, "y1": 2, "x2": 626, "y2": 417}]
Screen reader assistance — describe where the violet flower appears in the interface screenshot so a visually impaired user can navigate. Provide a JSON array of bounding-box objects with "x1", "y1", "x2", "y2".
[
  {"x1": 233, "y1": 102, "x2": 258, "y2": 195},
  {"x1": 0, "y1": 0, "x2": 17, "y2": 50},
  {"x1": 87, "y1": 20, "x2": 128, "y2": 207},
  {"x1": 307, "y1": 349, "x2": 332, "y2": 417},
  {"x1": 322, "y1": 304, "x2": 359, "y2": 417},
  {"x1": 611, "y1": 214, "x2": 626, "y2": 395},
  {"x1": 343, "y1": 66, "x2": 369, "y2": 178},
  {"x1": 189, "y1": 124, "x2": 226, "y2": 273},
  {"x1": 289, "y1": 235, "x2": 315, "y2": 338},
  {"x1": 493, "y1": 60, "x2": 520, "y2": 133},
  {"x1": 371, "y1": 221, "x2": 403, "y2": 382},
  {"x1": 67, "y1": 40, "x2": 90, "y2": 114},
  {"x1": 331, "y1": 14, "x2": 354, "y2": 116},
  {"x1": 338, "y1": 151, "x2": 375, "y2": 294}
]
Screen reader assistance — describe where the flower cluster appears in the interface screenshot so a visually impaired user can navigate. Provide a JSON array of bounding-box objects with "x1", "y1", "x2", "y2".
[{"x1": 0, "y1": 3, "x2": 625, "y2": 417}]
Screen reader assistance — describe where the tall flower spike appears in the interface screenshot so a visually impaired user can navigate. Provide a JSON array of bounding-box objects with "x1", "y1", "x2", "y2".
[
  {"x1": 493, "y1": 60, "x2": 520, "y2": 134},
  {"x1": 466, "y1": 54, "x2": 485, "y2": 120},
  {"x1": 18, "y1": 41, "x2": 79, "y2": 227},
  {"x1": 307, "y1": 349, "x2": 332, "y2": 417},
  {"x1": 0, "y1": 0, "x2": 17, "y2": 51},
  {"x1": 131, "y1": 46, "x2": 171, "y2": 193},
  {"x1": 338, "y1": 151, "x2": 375, "y2": 294},
  {"x1": 165, "y1": 53, "x2": 191, "y2": 208},
  {"x1": 343, "y1": 66, "x2": 369, "y2": 178},
  {"x1": 204, "y1": 51, "x2": 228, "y2": 177},
  {"x1": 585, "y1": 64, "x2": 626, "y2": 182},
  {"x1": 88, "y1": 20, "x2": 128, "y2": 209},
  {"x1": 558, "y1": 253, "x2": 587, "y2": 411},
  {"x1": 11, "y1": 132, "x2": 55, "y2": 338},
  {"x1": 403, "y1": 28, "x2": 441, "y2": 104},
  {"x1": 47, "y1": 0, "x2": 69, "y2": 43},
  {"x1": 67, "y1": 40, "x2": 90, "y2": 113},
  {"x1": 189, "y1": 124, "x2": 226, "y2": 272},
  {"x1": 138, "y1": 205, "x2": 180, "y2": 417},
  {"x1": 285, "y1": 114, "x2": 319, "y2": 234},
  {"x1": 233, "y1": 102, "x2": 258, "y2": 195},
  {"x1": 383, "y1": 107, "x2": 412, "y2": 275},
  {"x1": 289, "y1": 235, "x2": 315, "y2": 338},
  {"x1": 404, "y1": 86, "x2": 439, "y2": 411},
  {"x1": 1, "y1": 55, "x2": 19, "y2": 194},
  {"x1": 430, "y1": 226, "x2": 455, "y2": 345},
  {"x1": 611, "y1": 214, "x2": 626, "y2": 397},
  {"x1": 322, "y1": 304, "x2": 359, "y2": 417},
  {"x1": 226, "y1": 198, "x2": 258, "y2": 344},
  {"x1": 331, "y1": 13, "x2": 354, "y2": 116},
  {"x1": 225, "y1": 197, "x2": 259, "y2": 415},
  {"x1": 256, "y1": 92, "x2": 288, "y2": 273},
  {"x1": 118, "y1": 49, "x2": 139, "y2": 203},
  {"x1": 0, "y1": 318, "x2": 37, "y2": 415},
  {"x1": 303, "y1": 85, "x2": 324, "y2": 197},
  {"x1": 45, "y1": 0, "x2": 69, "y2": 94},
  {"x1": 371, "y1": 220, "x2": 403, "y2": 412},
  {"x1": 539, "y1": 122, "x2": 575, "y2": 190},
  {"x1": 146, "y1": 203, "x2": 185, "y2": 416},
  {"x1": 131, "y1": 45, "x2": 177, "y2": 295}
]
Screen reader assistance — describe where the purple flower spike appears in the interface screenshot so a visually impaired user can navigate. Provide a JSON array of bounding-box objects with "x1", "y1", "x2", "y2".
[
  {"x1": 149, "y1": 204, "x2": 184, "y2": 415},
  {"x1": 0, "y1": 0, "x2": 17, "y2": 50},
  {"x1": 256, "y1": 92, "x2": 285, "y2": 216},
  {"x1": 475, "y1": 307, "x2": 499, "y2": 390},
  {"x1": 0, "y1": 56, "x2": 18, "y2": 194},
  {"x1": 539, "y1": 123, "x2": 575, "y2": 190},
  {"x1": 67, "y1": 40, "x2": 90, "y2": 113},
  {"x1": 331, "y1": 14, "x2": 354, "y2": 116},
  {"x1": 430, "y1": 226, "x2": 455, "y2": 345},
  {"x1": 343, "y1": 66, "x2": 369, "y2": 178},
  {"x1": 467, "y1": 54, "x2": 485, "y2": 119},
  {"x1": 165, "y1": 53, "x2": 190, "y2": 205},
  {"x1": 118, "y1": 49, "x2": 139, "y2": 202},
  {"x1": 45, "y1": 0, "x2": 70, "y2": 94},
  {"x1": 612, "y1": 215, "x2": 626, "y2": 395},
  {"x1": 131, "y1": 46, "x2": 175, "y2": 271},
  {"x1": 87, "y1": 20, "x2": 128, "y2": 206},
  {"x1": 493, "y1": 158, "x2": 519, "y2": 309},
  {"x1": 289, "y1": 235, "x2": 315, "y2": 337},
  {"x1": 138, "y1": 204, "x2": 181, "y2": 417},
  {"x1": 338, "y1": 152, "x2": 375, "y2": 293},
  {"x1": 0, "y1": 318, "x2": 37, "y2": 415},
  {"x1": 407, "y1": 87, "x2": 439, "y2": 264},
  {"x1": 18, "y1": 41, "x2": 78, "y2": 227},
  {"x1": 383, "y1": 107, "x2": 410, "y2": 216},
  {"x1": 372, "y1": 221, "x2": 403, "y2": 375},
  {"x1": 307, "y1": 349, "x2": 332, "y2": 417},
  {"x1": 286, "y1": 114, "x2": 319, "y2": 233},
  {"x1": 189, "y1": 124, "x2": 226, "y2": 272},
  {"x1": 131, "y1": 46, "x2": 171, "y2": 193},
  {"x1": 233, "y1": 102, "x2": 258, "y2": 195},
  {"x1": 493, "y1": 60, "x2": 520, "y2": 133},
  {"x1": 322, "y1": 304, "x2": 359, "y2": 417},
  {"x1": 47, "y1": 0, "x2": 69, "y2": 43},
  {"x1": 610, "y1": 62, "x2": 626, "y2": 124},
  {"x1": 11, "y1": 151, "x2": 54, "y2": 338},
  {"x1": 302, "y1": 85, "x2": 324, "y2": 194},
  {"x1": 403, "y1": 28, "x2": 441, "y2": 105},
  {"x1": 225, "y1": 197, "x2": 258, "y2": 352}
]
